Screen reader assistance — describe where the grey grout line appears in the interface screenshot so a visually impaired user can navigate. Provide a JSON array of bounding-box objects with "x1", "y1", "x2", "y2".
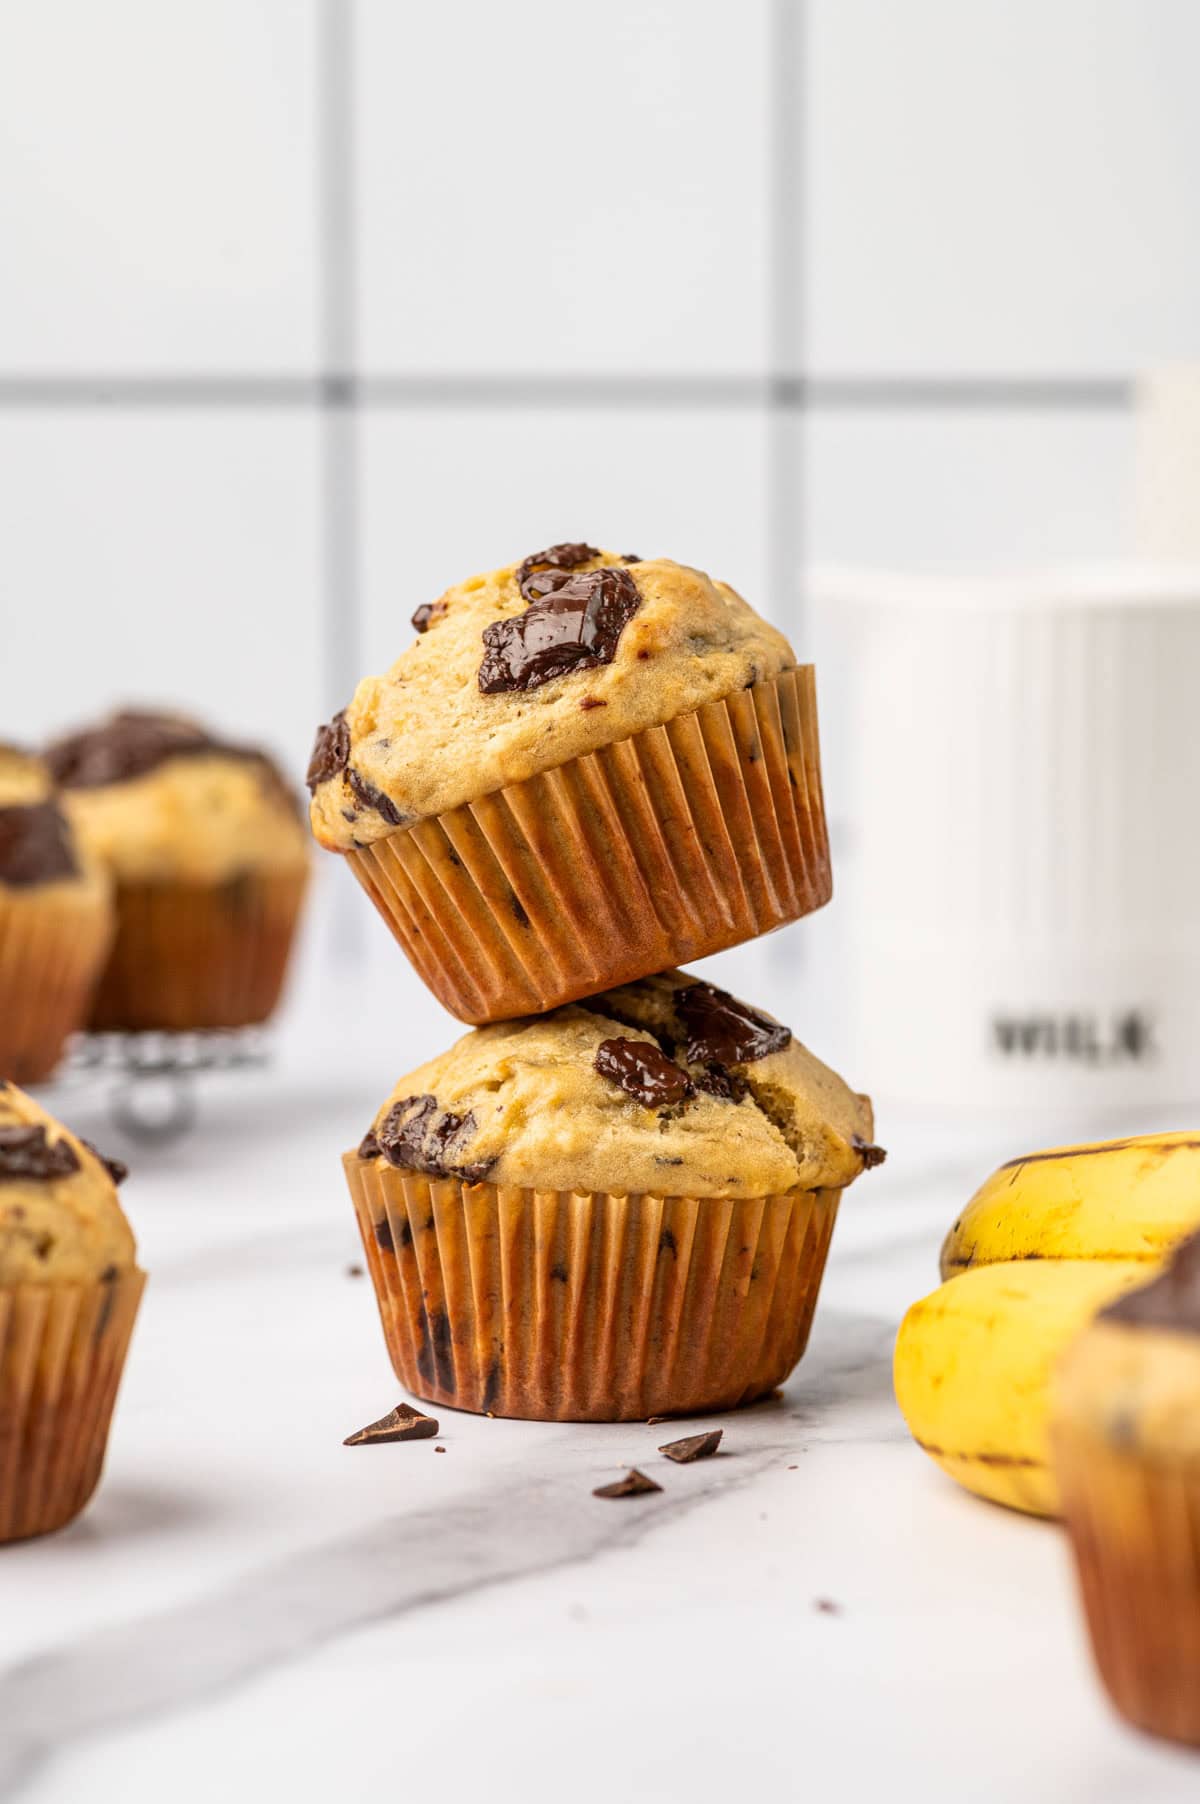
[{"x1": 0, "y1": 373, "x2": 1136, "y2": 411}]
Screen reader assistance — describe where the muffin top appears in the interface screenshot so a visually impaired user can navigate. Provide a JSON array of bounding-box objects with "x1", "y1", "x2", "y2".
[
  {"x1": 46, "y1": 710, "x2": 309, "y2": 885},
  {"x1": 355, "y1": 970, "x2": 881, "y2": 1199},
  {"x1": 309, "y1": 547, "x2": 795, "y2": 851},
  {"x1": 0, "y1": 744, "x2": 103, "y2": 897},
  {"x1": 1056, "y1": 1233, "x2": 1200, "y2": 1463},
  {"x1": 0, "y1": 1081, "x2": 136, "y2": 1284}
]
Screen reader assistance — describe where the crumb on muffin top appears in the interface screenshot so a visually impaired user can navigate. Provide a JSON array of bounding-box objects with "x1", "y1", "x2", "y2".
[
  {"x1": 308, "y1": 548, "x2": 796, "y2": 851},
  {"x1": 0, "y1": 1082, "x2": 136, "y2": 1285},
  {"x1": 354, "y1": 970, "x2": 881, "y2": 1199},
  {"x1": 46, "y1": 710, "x2": 310, "y2": 885}
]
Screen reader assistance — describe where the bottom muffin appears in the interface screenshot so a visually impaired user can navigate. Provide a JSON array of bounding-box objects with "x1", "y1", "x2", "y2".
[
  {"x1": 0, "y1": 1081, "x2": 144, "y2": 1540},
  {"x1": 1053, "y1": 1232, "x2": 1200, "y2": 1747},
  {"x1": 345, "y1": 970, "x2": 882, "y2": 1422}
]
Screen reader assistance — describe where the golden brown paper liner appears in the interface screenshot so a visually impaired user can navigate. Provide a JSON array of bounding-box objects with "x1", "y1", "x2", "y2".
[
  {"x1": 346, "y1": 668, "x2": 832, "y2": 1024},
  {"x1": 1055, "y1": 1424, "x2": 1200, "y2": 1747},
  {"x1": 0, "y1": 885, "x2": 113, "y2": 1082},
  {"x1": 89, "y1": 868, "x2": 308, "y2": 1031},
  {"x1": 0, "y1": 1269, "x2": 145, "y2": 1543},
  {"x1": 345, "y1": 1153, "x2": 841, "y2": 1422}
]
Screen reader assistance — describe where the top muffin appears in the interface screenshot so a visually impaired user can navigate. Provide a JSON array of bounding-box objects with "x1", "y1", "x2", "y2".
[
  {"x1": 0, "y1": 745, "x2": 106, "y2": 900},
  {"x1": 308, "y1": 547, "x2": 795, "y2": 850},
  {"x1": 356, "y1": 970, "x2": 881, "y2": 1198},
  {"x1": 46, "y1": 710, "x2": 309, "y2": 886},
  {"x1": 0, "y1": 1081, "x2": 135, "y2": 1285}
]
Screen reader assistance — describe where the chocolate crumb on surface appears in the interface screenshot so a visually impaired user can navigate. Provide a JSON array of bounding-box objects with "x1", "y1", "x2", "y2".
[
  {"x1": 0, "y1": 1125, "x2": 81, "y2": 1182},
  {"x1": 659, "y1": 1429, "x2": 723, "y2": 1464},
  {"x1": 344, "y1": 1402, "x2": 439, "y2": 1446},
  {"x1": 593, "y1": 1468, "x2": 663, "y2": 1500},
  {"x1": 345, "y1": 1263, "x2": 364, "y2": 1279},
  {"x1": 595, "y1": 1038, "x2": 694, "y2": 1109},
  {"x1": 814, "y1": 1598, "x2": 842, "y2": 1616}
]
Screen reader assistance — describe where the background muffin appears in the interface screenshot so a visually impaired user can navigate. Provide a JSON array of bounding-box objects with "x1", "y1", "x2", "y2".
[
  {"x1": 309, "y1": 546, "x2": 832, "y2": 1022},
  {"x1": 345, "y1": 969, "x2": 881, "y2": 1422},
  {"x1": 1054, "y1": 1233, "x2": 1200, "y2": 1746},
  {"x1": 47, "y1": 709, "x2": 309, "y2": 1032},
  {"x1": 0, "y1": 1081, "x2": 144, "y2": 1540},
  {"x1": 0, "y1": 744, "x2": 112, "y2": 1081}
]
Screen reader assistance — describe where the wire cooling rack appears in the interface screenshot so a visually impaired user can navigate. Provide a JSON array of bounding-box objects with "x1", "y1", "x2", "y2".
[{"x1": 60, "y1": 1029, "x2": 270, "y2": 1142}]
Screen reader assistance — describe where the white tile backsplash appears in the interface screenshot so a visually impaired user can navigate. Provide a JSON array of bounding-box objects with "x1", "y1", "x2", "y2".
[
  {"x1": 0, "y1": 0, "x2": 318, "y2": 372},
  {"x1": 0, "y1": 412, "x2": 322, "y2": 774},
  {"x1": 356, "y1": 0, "x2": 772, "y2": 375},
  {"x1": 809, "y1": 0, "x2": 1200, "y2": 377}
]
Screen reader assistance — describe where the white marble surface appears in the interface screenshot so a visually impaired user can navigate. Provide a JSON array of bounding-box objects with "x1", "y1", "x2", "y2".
[{"x1": 3, "y1": 1019, "x2": 1198, "y2": 1804}]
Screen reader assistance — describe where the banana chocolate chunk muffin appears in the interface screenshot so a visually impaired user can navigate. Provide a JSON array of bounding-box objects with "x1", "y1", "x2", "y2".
[
  {"x1": 309, "y1": 546, "x2": 832, "y2": 1022},
  {"x1": 345, "y1": 970, "x2": 881, "y2": 1422},
  {"x1": 0, "y1": 1081, "x2": 144, "y2": 1540},
  {"x1": 46, "y1": 709, "x2": 309, "y2": 1031},
  {"x1": 0, "y1": 745, "x2": 112, "y2": 1082}
]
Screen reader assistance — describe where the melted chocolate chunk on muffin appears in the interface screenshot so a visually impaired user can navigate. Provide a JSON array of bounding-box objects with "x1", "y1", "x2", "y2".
[
  {"x1": 307, "y1": 710, "x2": 351, "y2": 792},
  {"x1": 0, "y1": 802, "x2": 79, "y2": 888},
  {"x1": 676, "y1": 980, "x2": 792, "y2": 1065},
  {"x1": 375, "y1": 1094, "x2": 495, "y2": 1184},
  {"x1": 0, "y1": 1124, "x2": 81, "y2": 1181},
  {"x1": 515, "y1": 542, "x2": 600, "y2": 604},
  {"x1": 594, "y1": 1038, "x2": 694, "y2": 1109},
  {"x1": 478, "y1": 565, "x2": 642, "y2": 695}
]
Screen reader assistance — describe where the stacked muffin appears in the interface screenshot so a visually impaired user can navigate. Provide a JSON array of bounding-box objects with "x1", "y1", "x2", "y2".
[{"x1": 309, "y1": 546, "x2": 883, "y2": 1421}]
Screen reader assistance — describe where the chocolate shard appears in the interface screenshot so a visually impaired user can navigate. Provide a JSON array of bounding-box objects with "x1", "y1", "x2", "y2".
[
  {"x1": 79, "y1": 1138, "x2": 128, "y2": 1186},
  {"x1": 479, "y1": 566, "x2": 641, "y2": 695},
  {"x1": 0, "y1": 1125, "x2": 81, "y2": 1182},
  {"x1": 411, "y1": 602, "x2": 435, "y2": 633},
  {"x1": 676, "y1": 980, "x2": 791, "y2": 1066},
  {"x1": 358, "y1": 1129, "x2": 381, "y2": 1160},
  {"x1": 594, "y1": 1038, "x2": 694, "y2": 1109},
  {"x1": 593, "y1": 1468, "x2": 663, "y2": 1500},
  {"x1": 343, "y1": 1402, "x2": 439, "y2": 1446},
  {"x1": 515, "y1": 542, "x2": 599, "y2": 603},
  {"x1": 852, "y1": 1135, "x2": 887, "y2": 1170},
  {"x1": 346, "y1": 767, "x2": 405, "y2": 828},
  {"x1": 659, "y1": 1429, "x2": 723, "y2": 1464},
  {"x1": 0, "y1": 802, "x2": 79, "y2": 887},
  {"x1": 377, "y1": 1095, "x2": 494, "y2": 1184},
  {"x1": 306, "y1": 709, "x2": 350, "y2": 792},
  {"x1": 1101, "y1": 1230, "x2": 1200, "y2": 1333}
]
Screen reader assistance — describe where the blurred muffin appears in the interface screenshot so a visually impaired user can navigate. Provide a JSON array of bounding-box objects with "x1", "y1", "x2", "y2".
[
  {"x1": 47, "y1": 709, "x2": 309, "y2": 1032},
  {"x1": 309, "y1": 546, "x2": 831, "y2": 1022},
  {"x1": 0, "y1": 1081, "x2": 144, "y2": 1540},
  {"x1": 1054, "y1": 1232, "x2": 1200, "y2": 1746},
  {"x1": 344, "y1": 969, "x2": 882, "y2": 1422},
  {"x1": 0, "y1": 745, "x2": 112, "y2": 1081}
]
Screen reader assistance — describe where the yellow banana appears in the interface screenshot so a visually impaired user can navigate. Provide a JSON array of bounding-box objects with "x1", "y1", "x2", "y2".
[
  {"x1": 940, "y1": 1131, "x2": 1200, "y2": 1279},
  {"x1": 894, "y1": 1260, "x2": 1147, "y2": 1516}
]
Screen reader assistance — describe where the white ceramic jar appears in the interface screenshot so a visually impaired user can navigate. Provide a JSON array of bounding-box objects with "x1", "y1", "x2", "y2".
[{"x1": 815, "y1": 566, "x2": 1200, "y2": 1112}]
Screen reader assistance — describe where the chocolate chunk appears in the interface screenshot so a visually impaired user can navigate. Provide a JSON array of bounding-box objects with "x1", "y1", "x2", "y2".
[
  {"x1": 0, "y1": 802, "x2": 79, "y2": 888},
  {"x1": 595, "y1": 1038, "x2": 694, "y2": 1109},
  {"x1": 343, "y1": 1402, "x2": 439, "y2": 1445},
  {"x1": 307, "y1": 709, "x2": 350, "y2": 791},
  {"x1": 515, "y1": 542, "x2": 599, "y2": 603},
  {"x1": 676, "y1": 980, "x2": 791, "y2": 1066},
  {"x1": 693, "y1": 1063, "x2": 749, "y2": 1103},
  {"x1": 852, "y1": 1135, "x2": 887, "y2": 1170},
  {"x1": 620, "y1": 553, "x2": 642, "y2": 564},
  {"x1": 79, "y1": 1138, "x2": 128, "y2": 1186},
  {"x1": 411, "y1": 602, "x2": 435, "y2": 633},
  {"x1": 479, "y1": 566, "x2": 641, "y2": 695},
  {"x1": 377, "y1": 1095, "x2": 494, "y2": 1184},
  {"x1": 358, "y1": 1130, "x2": 381, "y2": 1160},
  {"x1": 1101, "y1": 1231, "x2": 1200, "y2": 1333},
  {"x1": 48, "y1": 709, "x2": 288, "y2": 796},
  {"x1": 659, "y1": 1429, "x2": 723, "y2": 1463},
  {"x1": 346, "y1": 767, "x2": 405, "y2": 827},
  {"x1": 0, "y1": 1125, "x2": 80, "y2": 1182},
  {"x1": 592, "y1": 1468, "x2": 663, "y2": 1500},
  {"x1": 346, "y1": 1263, "x2": 364, "y2": 1278}
]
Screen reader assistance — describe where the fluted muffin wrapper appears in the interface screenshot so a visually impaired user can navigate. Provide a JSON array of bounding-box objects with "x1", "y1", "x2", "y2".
[
  {"x1": 0, "y1": 883, "x2": 113, "y2": 1082},
  {"x1": 345, "y1": 668, "x2": 832, "y2": 1024},
  {"x1": 89, "y1": 869, "x2": 308, "y2": 1031},
  {"x1": 1054, "y1": 1422, "x2": 1200, "y2": 1747},
  {"x1": 0, "y1": 1269, "x2": 145, "y2": 1543},
  {"x1": 345, "y1": 1153, "x2": 841, "y2": 1422}
]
